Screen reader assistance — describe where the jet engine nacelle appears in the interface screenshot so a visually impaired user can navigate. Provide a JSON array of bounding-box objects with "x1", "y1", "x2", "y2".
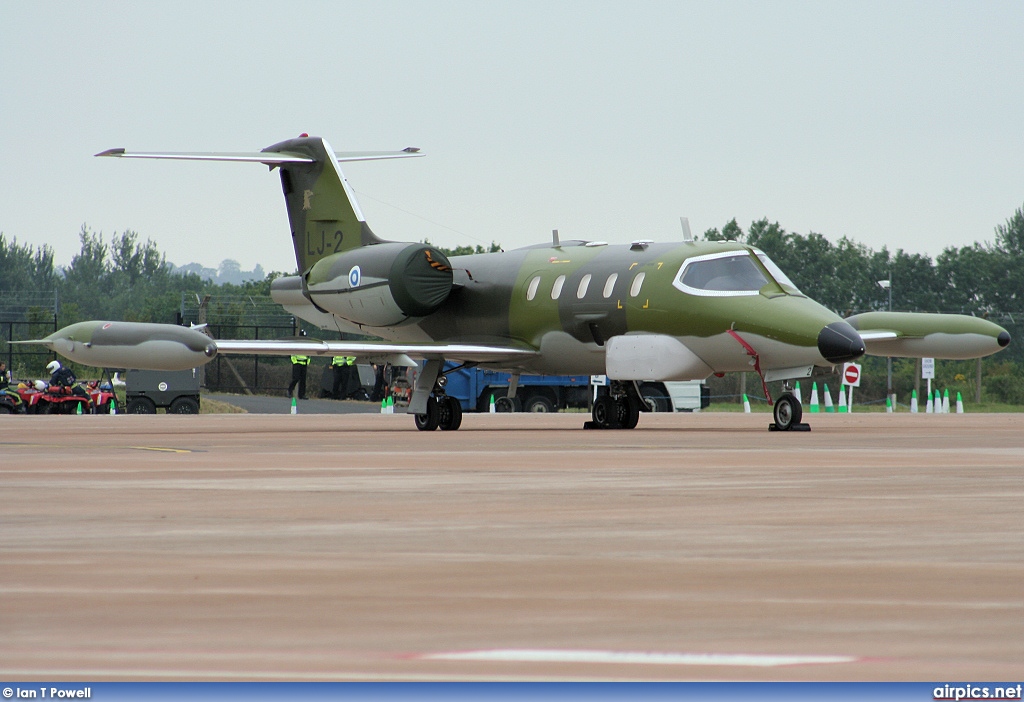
[{"x1": 305, "y1": 243, "x2": 454, "y2": 327}]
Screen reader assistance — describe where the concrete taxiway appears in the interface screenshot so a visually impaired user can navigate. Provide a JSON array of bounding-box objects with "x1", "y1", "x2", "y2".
[{"x1": 1, "y1": 412, "x2": 1021, "y2": 680}]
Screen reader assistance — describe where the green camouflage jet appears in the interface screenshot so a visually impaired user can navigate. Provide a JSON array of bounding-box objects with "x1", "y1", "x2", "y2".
[{"x1": 22, "y1": 135, "x2": 1011, "y2": 431}]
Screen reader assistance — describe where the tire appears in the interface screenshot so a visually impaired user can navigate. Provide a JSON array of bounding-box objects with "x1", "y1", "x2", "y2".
[
  {"x1": 0, "y1": 404, "x2": 11, "y2": 414},
  {"x1": 414, "y1": 396, "x2": 440, "y2": 431},
  {"x1": 773, "y1": 392, "x2": 803, "y2": 431},
  {"x1": 168, "y1": 397, "x2": 200, "y2": 414},
  {"x1": 494, "y1": 396, "x2": 518, "y2": 413},
  {"x1": 616, "y1": 396, "x2": 640, "y2": 429},
  {"x1": 592, "y1": 395, "x2": 619, "y2": 429},
  {"x1": 523, "y1": 394, "x2": 555, "y2": 413},
  {"x1": 438, "y1": 396, "x2": 463, "y2": 431},
  {"x1": 639, "y1": 382, "x2": 671, "y2": 412},
  {"x1": 126, "y1": 397, "x2": 157, "y2": 414}
]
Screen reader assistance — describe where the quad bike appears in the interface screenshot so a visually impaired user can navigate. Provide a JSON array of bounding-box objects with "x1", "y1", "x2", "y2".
[
  {"x1": 14, "y1": 382, "x2": 94, "y2": 414},
  {"x1": 0, "y1": 388, "x2": 24, "y2": 414}
]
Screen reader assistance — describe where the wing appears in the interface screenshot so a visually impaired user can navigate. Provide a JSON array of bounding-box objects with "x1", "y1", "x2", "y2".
[
  {"x1": 213, "y1": 338, "x2": 535, "y2": 367},
  {"x1": 11, "y1": 320, "x2": 536, "y2": 372},
  {"x1": 846, "y1": 312, "x2": 1010, "y2": 360}
]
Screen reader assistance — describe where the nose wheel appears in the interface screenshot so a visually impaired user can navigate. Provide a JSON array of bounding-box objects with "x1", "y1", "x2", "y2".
[{"x1": 769, "y1": 392, "x2": 810, "y2": 432}]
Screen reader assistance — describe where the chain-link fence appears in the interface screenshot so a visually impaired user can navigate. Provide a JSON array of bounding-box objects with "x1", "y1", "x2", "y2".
[{"x1": 1, "y1": 291, "x2": 60, "y2": 379}]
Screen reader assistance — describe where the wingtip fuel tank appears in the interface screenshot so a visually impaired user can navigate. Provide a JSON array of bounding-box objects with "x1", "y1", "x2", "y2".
[
  {"x1": 16, "y1": 321, "x2": 218, "y2": 371},
  {"x1": 845, "y1": 312, "x2": 1011, "y2": 360}
]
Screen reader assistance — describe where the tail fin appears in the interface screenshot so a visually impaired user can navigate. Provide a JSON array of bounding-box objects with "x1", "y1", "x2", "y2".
[
  {"x1": 263, "y1": 136, "x2": 383, "y2": 272},
  {"x1": 96, "y1": 136, "x2": 423, "y2": 273}
]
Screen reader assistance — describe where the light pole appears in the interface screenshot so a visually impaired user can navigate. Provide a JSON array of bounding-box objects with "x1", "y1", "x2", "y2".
[{"x1": 878, "y1": 278, "x2": 892, "y2": 404}]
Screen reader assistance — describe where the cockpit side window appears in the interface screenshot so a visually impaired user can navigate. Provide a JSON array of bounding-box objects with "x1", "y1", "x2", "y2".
[{"x1": 673, "y1": 252, "x2": 769, "y2": 297}]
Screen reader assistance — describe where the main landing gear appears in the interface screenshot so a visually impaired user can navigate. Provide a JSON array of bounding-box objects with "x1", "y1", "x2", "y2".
[
  {"x1": 414, "y1": 373, "x2": 463, "y2": 431},
  {"x1": 414, "y1": 395, "x2": 463, "y2": 431},
  {"x1": 585, "y1": 381, "x2": 641, "y2": 430}
]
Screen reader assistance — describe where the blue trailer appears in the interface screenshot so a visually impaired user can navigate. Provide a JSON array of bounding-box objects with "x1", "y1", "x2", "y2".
[
  {"x1": 433, "y1": 363, "x2": 710, "y2": 413},
  {"x1": 440, "y1": 363, "x2": 591, "y2": 413}
]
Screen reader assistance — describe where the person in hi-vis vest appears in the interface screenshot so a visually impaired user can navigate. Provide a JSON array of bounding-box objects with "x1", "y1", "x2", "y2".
[
  {"x1": 331, "y1": 356, "x2": 358, "y2": 399},
  {"x1": 289, "y1": 355, "x2": 311, "y2": 399}
]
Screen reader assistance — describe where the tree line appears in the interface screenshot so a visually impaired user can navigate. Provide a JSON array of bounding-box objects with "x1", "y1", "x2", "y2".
[
  {"x1": 2, "y1": 204, "x2": 1022, "y2": 402},
  {"x1": 0, "y1": 225, "x2": 279, "y2": 326}
]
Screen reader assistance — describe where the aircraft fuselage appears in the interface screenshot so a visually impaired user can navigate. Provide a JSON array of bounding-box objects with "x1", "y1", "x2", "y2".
[{"x1": 276, "y1": 239, "x2": 859, "y2": 379}]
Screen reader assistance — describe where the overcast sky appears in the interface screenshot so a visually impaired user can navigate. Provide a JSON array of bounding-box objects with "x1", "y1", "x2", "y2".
[{"x1": 3, "y1": 1, "x2": 1022, "y2": 272}]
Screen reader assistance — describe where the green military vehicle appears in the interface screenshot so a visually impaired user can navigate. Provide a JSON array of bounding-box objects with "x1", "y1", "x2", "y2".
[{"x1": 125, "y1": 368, "x2": 201, "y2": 414}]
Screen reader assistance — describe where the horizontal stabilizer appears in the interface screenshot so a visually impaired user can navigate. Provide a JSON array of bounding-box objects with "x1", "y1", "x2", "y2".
[{"x1": 95, "y1": 148, "x2": 423, "y2": 164}]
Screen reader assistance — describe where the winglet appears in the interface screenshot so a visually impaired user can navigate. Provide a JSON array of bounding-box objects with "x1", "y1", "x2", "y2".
[{"x1": 95, "y1": 148, "x2": 126, "y2": 157}]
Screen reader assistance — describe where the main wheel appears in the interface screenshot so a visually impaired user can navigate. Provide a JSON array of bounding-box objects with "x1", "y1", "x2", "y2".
[
  {"x1": 438, "y1": 396, "x2": 463, "y2": 431},
  {"x1": 592, "y1": 395, "x2": 619, "y2": 429},
  {"x1": 168, "y1": 397, "x2": 200, "y2": 414},
  {"x1": 126, "y1": 397, "x2": 157, "y2": 414},
  {"x1": 414, "y1": 396, "x2": 440, "y2": 431},
  {"x1": 616, "y1": 396, "x2": 640, "y2": 429},
  {"x1": 639, "y1": 382, "x2": 671, "y2": 412},
  {"x1": 772, "y1": 392, "x2": 803, "y2": 431}
]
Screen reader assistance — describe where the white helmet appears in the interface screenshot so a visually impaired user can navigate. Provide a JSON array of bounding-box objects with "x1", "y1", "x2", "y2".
[
  {"x1": 34, "y1": 380, "x2": 46, "y2": 391},
  {"x1": 46, "y1": 360, "x2": 60, "y2": 374}
]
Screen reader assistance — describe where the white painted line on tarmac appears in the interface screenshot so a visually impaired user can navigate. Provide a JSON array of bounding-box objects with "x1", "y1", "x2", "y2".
[{"x1": 421, "y1": 649, "x2": 857, "y2": 667}]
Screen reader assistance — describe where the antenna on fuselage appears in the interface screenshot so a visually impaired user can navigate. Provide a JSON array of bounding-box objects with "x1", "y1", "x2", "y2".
[
  {"x1": 680, "y1": 217, "x2": 694, "y2": 243},
  {"x1": 552, "y1": 229, "x2": 560, "y2": 247}
]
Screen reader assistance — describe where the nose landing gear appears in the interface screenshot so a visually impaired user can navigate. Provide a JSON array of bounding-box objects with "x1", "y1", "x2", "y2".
[{"x1": 769, "y1": 388, "x2": 811, "y2": 432}]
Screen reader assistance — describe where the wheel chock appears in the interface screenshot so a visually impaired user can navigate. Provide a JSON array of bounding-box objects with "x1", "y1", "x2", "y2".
[{"x1": 768, "y1": 422, "x2": 812, "y2": 432}]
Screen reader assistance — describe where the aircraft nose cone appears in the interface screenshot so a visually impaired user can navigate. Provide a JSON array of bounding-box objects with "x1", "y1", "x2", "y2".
[
  {"x1": 998, "y1": 330, "x2": 1010, "y2": 348},
  {"x1": 817, "y1": 321, "x2": 865, "y2": 364}
]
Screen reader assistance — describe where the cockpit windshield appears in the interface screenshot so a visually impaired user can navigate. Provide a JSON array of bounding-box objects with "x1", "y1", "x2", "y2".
[
  {"x1": 673, "y1": 251, "x2": 769, "y2": 297},
  {"x1": 752, "y1": 249, "x2": 801, "y2": 292}
]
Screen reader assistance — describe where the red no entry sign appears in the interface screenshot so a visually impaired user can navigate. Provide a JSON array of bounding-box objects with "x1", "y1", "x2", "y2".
[{"x1": 843, "y1": 362, "x2": 862, "y2": 387}]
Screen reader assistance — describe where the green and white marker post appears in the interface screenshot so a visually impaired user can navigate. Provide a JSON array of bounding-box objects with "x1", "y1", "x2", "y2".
[{"x1": 809, "y1": 382, "x2": 819, "y2": 413}]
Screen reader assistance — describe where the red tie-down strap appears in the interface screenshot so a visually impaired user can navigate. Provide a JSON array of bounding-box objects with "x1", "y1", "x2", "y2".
[{"x1": 726, "y1": 329, "x2": 772, "y2": 405}]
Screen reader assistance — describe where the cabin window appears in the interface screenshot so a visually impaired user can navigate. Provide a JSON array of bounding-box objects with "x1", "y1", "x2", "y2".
[
  {"x1": 551, "y1": 274, "x2": 566, "y2": 300},
  {"x1": 526, "y1": 275, "x2": 541, "y2": 301},
  {"x1": 603, "y1": 273, "x2": 618, "y2": 298},
  {"x1": 576, "y1": 274, "x2": 592, "y2": 299},
  {"x1": 630, "y1": 271, "x2": 646, "y2": 297},
  {"x1": 673, "y1": 251, "x2": 767, "y2": 297}
]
